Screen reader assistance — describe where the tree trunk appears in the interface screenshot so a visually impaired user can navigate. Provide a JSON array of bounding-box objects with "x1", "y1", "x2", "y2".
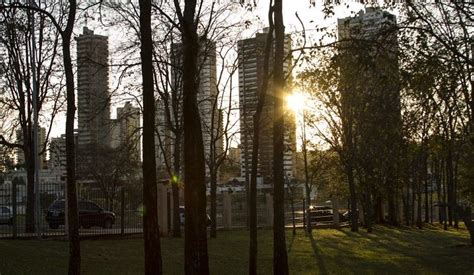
[
  {"x1": 302, "y1": 118, "x2": 311, "y2": 233},
  {"x1": 180, "y1": 1, "x2": 210, "y2": 273},
  {"x1": 411, "y1": 172, "x2": 416, "y2": 226},
  {"x1": 363, "y1": 190, "x2": 373, "y2": 233},
  {"x1": 272, "y1": 1, "x2": 289, "y2": 274},
  {"x1": 62, "y1": 2, "x2": 80, "y2": 273},
  {"x1": 442, "y1": 161, "x2": 448, "y2": 230},
  {"x1": 423, "y1": 146, "x2": 429, "y2": 224},
  {"x1": 210, "y1": 169, "x2": 217, "y2": 238},
  {"x1": 374, "y1": 196, "x2": 384, "y2": 224},
  {"x1": 446, "y1": 141, "x2": 454, "y2": 226},
  {"x1": 406, "y1": 184, "x2": 411, "y2": 226},
  {"x1": 347, "y1": 164, "x2": 358, "y2": 231},
  {"x1": 25, "y1": 138, "x2": 35, "y2": 233},
  {"x1": 435, "y1": 157, "x2": 442, "y2": 224},
  {"x1": 416, "y1": 176, "x2": 422, "y2": 229},
  {"x1": 249, "y1": 5, "x2": 274, "y2": 274},
  {"x1": 172, "y1": 134, "x2": 181, "y2": 238},
  {"x1": 387, "y1": 178, "x2": 398, "y2": 226},
  {"x1": 139, "y1": 1, "x2": 163, "y2": 274},
  {"x1": 456, "y1": 206, "x2": 474, "y2": 246}
]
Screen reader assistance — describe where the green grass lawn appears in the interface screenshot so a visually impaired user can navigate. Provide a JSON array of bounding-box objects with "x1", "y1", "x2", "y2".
[{"x1": 0, "y1": 225, "x2": 473, "y2": 274}]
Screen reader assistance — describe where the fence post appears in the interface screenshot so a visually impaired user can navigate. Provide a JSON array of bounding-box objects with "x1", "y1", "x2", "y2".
[
  {"x1": 302, "y1": 198, "x2": 306, "y2": 232},
  {"x1": 266, "y1": 193, "x2": 273, "y2": 228},
  {"x1": 121, "y1": 187, "x2": 125, "y2": 235},
  {"x1": 167, "y1": 191, "x2": 171, "y2": 233},
  {"x1": 332, "y1": 197, "x2": 340, "y2": 228},
  {"x1": 12, "y1": 180, "x2": 17, "y2": 239},
  {"x1": 222, "y1": 192, "x2": 232, "y2": 229}
]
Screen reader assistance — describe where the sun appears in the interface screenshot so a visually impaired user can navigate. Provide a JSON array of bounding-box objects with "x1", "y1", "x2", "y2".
[{"x1": 286, "y1": 92, "x2": 307, "y2": 112}]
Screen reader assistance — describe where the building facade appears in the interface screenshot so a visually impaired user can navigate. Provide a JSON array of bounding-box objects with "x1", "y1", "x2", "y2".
[
  {"x1": 76, "y1": 27, "x2": 111, "y2": 151},
  {"x1": 238, "y1": 28, "x2": 296, "y2": 183},
  {"x1": 110, "y1": 101, "x2": 141, "y2": 160},
  {"x1": 15, "y1": 127, "x2": 47, "y2": 169},
  {"x1": 156, "y1": 38, "x2": 222, "y2": 179}
]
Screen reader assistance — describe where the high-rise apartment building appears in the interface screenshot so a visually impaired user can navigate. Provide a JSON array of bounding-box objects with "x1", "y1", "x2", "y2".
[
  {"x1": 49, "y1": 135, "x2": 66, "y2": 181},
  {"x1": 76, "y1": 27, "x2": 111, "y2": 150},
  {"x1": 238, "y1": 28, "x2": 296, "y2": 183},
  {"x1": 110, "y1": 101, "x2": 141, "y2": 160},
  {"x1": 16, "y1": 127, "x2": 47, "y2": 169},
  {"x1": 337, "y1": 8, "x2": 400, "y2": 122},
  {"x1": 49, "y1": 131, "x2": 78, "y2": 182},
  {"x1": 156, "y1": 38, "x2": 221, "y2": 179}
]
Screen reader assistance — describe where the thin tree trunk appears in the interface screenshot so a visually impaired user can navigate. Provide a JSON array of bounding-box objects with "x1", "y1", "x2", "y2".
[
  {"x1": 442, "y1": 159, "x2": 448, "y2": 230},
  {"x1": 403, "y1": 183, "x2": 409, "y2": 226},
  {"x1": 424, "y1": 172, "x2": 429, "y2": 223},
  {"x1": 139, "y1": 0, "x2": 162, "y2": 273},
  {"x1": 25, "y1": 140, "x2": 35, "y2": 233},
  {"x1": 446, "y1": 141, "x2": 454, "y2": 226},
  {"x1": 387, "y1": 178, "x2": 398, "y2": 226},
  {"x1": 416, "y1": 174, "x2": 423, "y2": 229},
  {"x1": 302, "y1": 114, "x2": 311, "y2": 233},
  {"x1": 411, "y1": 170, "x2": 416, "y2": 226},
  {"x1": 272, "y1": 0, "x2": 289, "y2": 273},
  {"x1": 347, "y1": 164, "x2": 358, "y2": 231},
  {"x1": 172, "y1": 134, "x2": 181, "y2": 238},
  {"x1": 249, "y1": 7, "x2": 274, "y2": 274},
  {"x1": 364, "y1": 189, "x2": 373, "y2": 233},
  {"x1": 210, "y1": 169, "x2": 217, "y2": 238},
  {"x1": 62, "y1": 2, "x2": 80, "y2": 273}
]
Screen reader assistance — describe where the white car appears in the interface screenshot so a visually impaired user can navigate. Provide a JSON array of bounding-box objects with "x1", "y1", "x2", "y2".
[{"x1": 0, "y1": 206, "x2": 13, "y2": 225}]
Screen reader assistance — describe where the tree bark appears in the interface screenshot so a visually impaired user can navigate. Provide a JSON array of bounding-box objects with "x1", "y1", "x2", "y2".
[
  {"x1": 179, "y1": 0, "x2": 210, "y2": 273},
  {"x1": 446, "y1": 140, "x2": 454, "y2": 226},
  {"x1": 172, "y1": 133, "x2": 181, "y2": 238},
  {"x1": 347, "y1": 163, "x2": 358, "y2": 232},
  {"x1": 25, "y1": 138, "x2": 35, "y2": 233},
  {"x1": 272, "y1": 0, "x2": 289, "y2": 274},
  {"x1": 139, "y1": 0, "x2": 163, "y2": 274},
  {"x1": 210, "y1": 169, "x2": 217, "y2": 238},
  {"x1": 62, "y1": 1, "x2": 80, "y2": 273},
  {"x1": 249, "y1": 5, "x2": 274, "y2": 274}
]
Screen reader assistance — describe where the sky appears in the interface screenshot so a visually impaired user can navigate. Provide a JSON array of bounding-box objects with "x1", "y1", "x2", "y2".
[{"x1": 45, "y1": 0, "x2": 374, "y2": 150}]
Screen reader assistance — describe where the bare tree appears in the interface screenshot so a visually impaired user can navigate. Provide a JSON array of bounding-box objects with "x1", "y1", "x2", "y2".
[
  {"x1": 0, "y1": 4, "x2": 64, "y2": 233},
  {"x1": 0, "y1": 1, "x2": 81, "y2": 273},
  {"x1": 172, "y1": 0, "x2": 209, "y2": 272}
]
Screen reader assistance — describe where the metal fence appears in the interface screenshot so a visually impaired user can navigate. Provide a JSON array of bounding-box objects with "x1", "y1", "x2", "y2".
[
  {"x1": 0, "y1": 182, "x2": 143, "y2": 238},
  {"x1": 1, "y1": 181, "x2": 309, "y2": 239}
]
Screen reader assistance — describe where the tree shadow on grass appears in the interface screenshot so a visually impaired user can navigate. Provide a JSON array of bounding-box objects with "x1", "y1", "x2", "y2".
[{"x1": 309, "y1": 233, "x2": 328, "y2": 275}]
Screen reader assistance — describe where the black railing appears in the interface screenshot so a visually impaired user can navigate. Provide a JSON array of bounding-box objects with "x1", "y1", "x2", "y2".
[{"x1": 0, "y1": 182, "x2": 143, "y2": 239}]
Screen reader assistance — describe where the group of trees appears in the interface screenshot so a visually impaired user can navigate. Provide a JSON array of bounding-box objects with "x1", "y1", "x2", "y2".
[{"x1": 299, "y1": 1, "x2": 473, "y2": 243}]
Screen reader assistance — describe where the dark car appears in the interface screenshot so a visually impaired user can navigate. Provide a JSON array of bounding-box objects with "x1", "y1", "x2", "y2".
[
  {"x1": 0, "y1": 206, "x2": 13, "y2": 226},
  {"x1": 179, "y1": 206, "x2": 211, "y2": 226},
  {"x1": 308, "y1": 205, "x2": 345, "y2": 225},
  {"x1": 45, "y1": 199, "x2": 115, "y2": 229}
]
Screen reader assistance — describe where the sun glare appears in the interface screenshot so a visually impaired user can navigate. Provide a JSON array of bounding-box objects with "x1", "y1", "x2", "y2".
[{"x1": 286, "y1": 92, "x2": 307, "y2": 112}]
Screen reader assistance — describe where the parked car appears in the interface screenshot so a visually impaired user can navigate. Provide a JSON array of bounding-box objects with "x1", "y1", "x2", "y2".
[
  {"x1": 308, "y1": 205, "x2": 346, "y2": 224},
  {"x1": 179, "y1": 206, "x2": 212, "y2": 226},
  {"x1": 0, "y1": 206, "x2": 13, "y2": 226},
  {"x1": 45, "y1": 199, "x2": 116, "y2": 229}
]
